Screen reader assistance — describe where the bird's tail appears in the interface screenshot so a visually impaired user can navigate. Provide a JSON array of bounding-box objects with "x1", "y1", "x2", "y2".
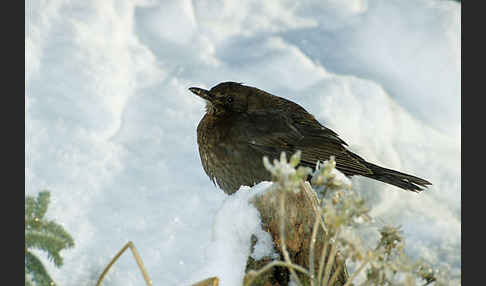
[{"x1": 362, "y1": 161, "x2": 432, "y2": 192}]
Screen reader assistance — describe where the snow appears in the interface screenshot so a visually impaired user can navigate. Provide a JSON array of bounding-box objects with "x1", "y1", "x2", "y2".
[
  {"x1": 185, "y1": 182, "x2": 275, "y2": 286},
  {"x1": 25, "y1": 0, "x2": 460, "y2": 285}
]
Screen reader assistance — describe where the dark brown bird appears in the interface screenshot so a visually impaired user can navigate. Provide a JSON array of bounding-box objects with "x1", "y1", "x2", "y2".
[{"x1": 190, "y1": 82, "x2": 431, "y2": 195}]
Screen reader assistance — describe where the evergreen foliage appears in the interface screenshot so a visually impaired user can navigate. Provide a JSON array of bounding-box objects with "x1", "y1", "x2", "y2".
[{"x1": 25, "y1": 191, "x2": 75, "y2": 286}]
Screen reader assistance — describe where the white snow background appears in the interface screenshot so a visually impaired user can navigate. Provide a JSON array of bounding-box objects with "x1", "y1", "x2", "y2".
[{"x1": 25, "y1": 0, "x2": 461, "y2": 285}]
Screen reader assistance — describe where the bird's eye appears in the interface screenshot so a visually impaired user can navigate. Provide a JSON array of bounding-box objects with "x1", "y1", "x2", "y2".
[{"x1": 226, "y1": 97, "x2": 233, "y2": 104}]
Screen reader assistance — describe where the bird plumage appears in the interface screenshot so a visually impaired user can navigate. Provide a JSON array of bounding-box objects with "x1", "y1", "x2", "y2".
[{"x1": 192, "y1": 82, "x2": 431, "y2": 195}]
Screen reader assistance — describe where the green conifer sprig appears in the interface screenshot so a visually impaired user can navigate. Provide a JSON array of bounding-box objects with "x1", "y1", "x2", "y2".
[
  {"x1": 25, "y1": 191, "x2": 75, "y2": 286},
  {"x1": 25, "y1": 251, "x2": 53, "y2": 286}
]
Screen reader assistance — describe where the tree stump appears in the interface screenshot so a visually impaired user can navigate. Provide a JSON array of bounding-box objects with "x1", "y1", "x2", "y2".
[{"x1": 245, "y1": 182, "x2": 348, "y2": 286}]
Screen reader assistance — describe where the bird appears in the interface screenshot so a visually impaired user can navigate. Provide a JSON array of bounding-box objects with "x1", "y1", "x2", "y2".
[{"x1": 190, "y1": 82, "x2": 431, "y2": 195}]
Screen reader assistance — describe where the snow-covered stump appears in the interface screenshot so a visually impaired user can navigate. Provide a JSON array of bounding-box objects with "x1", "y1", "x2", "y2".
[{"x1": 246, "y1": 181, "x2": 348, "y2": 286}]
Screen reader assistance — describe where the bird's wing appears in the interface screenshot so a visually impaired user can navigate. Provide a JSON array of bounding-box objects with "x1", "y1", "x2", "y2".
[{"x1": 240, "y1": 110, "x2": 372, "y2": 176}]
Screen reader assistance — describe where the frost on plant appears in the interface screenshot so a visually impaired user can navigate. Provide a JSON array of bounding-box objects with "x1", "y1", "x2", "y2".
[
  {"x1": 262, "y1": 151, "x2": 312, "y2": 192},
  {"x1": 249, "y1": 151, "x2": 460, "y2": 286},
  {"x1": 311, "y1": 156, "x2": 352, "y2": 195}
]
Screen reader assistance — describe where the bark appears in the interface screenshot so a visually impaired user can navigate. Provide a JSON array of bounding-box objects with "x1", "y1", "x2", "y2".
[{"x1": 245, "y1": 183, "x2": 348, "y2": 286}]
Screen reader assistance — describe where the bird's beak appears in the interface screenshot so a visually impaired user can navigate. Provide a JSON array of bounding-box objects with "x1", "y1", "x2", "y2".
[{"x1": 189, "y1": 87, "x2": 212, "y2": 101}]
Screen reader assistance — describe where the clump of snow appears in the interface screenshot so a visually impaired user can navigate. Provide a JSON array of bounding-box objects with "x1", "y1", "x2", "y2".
[{"x1": 186, "y1": 182, "x2": 275, "y2": 286}]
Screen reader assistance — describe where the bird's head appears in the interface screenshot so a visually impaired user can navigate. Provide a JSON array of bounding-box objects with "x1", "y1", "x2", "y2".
[{"x1": 189, "y1": 82, "x2": 269, "y2": 116}]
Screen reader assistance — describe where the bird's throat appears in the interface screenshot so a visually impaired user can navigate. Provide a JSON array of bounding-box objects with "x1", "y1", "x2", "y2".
[{"x1": 205, "y1": 101, "x2": 227, "y2": 117}]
